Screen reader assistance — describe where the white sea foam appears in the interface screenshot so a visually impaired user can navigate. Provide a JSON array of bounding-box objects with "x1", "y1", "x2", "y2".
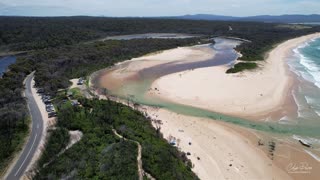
[
  {"x1": 293, "y1": 135, "x2": 311, "y2": 143},
  {"x1": 294, "y1": 47, "x2": 320, "y2": 88},
  {"x1": 291, "y1": 90, "x2": 305, "y2": 118},
  {"x1": 305, "y1": 96, "x2": 317, "y2": 105},
  {"x1": 304, "y1": 96, "x2": 320, "y2": 117},
  {"x1": 293, "y1": 135, "x2": 320, "y2": 145},
  {"x1": 304, "y1": 150, "x2": 320, "y2": 162},
  {"x1": 278, "y1": 116, "x2": 296, "y2": 125}
]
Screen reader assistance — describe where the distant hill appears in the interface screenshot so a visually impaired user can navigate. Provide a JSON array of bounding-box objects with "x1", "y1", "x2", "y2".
[
  {"x1": 176, "y1": 14, "x2": 238, "y2": 21},
  {"x1": 168, "y1": 14, "x2": 320, "y2": 23}
]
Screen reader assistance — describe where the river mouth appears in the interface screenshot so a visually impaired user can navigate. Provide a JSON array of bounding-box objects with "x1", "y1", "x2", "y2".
[
  {"x1": 93, "y1": 37, "x2": 320, "y2": 140},
  {"x1": 92, "y1": 36, "x2": 320, "y2": 169}
]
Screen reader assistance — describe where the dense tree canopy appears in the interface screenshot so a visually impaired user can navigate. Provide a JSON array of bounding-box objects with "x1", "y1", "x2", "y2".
[
  {"x1": 35, "y1": 98, "x2": 197, "y2": 179},
  {"x1": 1, "y1": 16, "x2": 319, "y2": 61}
]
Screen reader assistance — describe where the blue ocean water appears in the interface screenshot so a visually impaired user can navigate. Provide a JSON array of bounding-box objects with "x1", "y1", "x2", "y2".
[
  {"x1": 0, "y1": 56, "x2": 16, "y2": 77},
  {"x1": 287, "y1": 38, "x2": 320, "y2": 127}
]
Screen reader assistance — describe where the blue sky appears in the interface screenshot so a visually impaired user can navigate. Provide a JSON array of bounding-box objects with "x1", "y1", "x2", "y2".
[{"x1": 0, "y1": 0, "x2": 319, "y2": 16}]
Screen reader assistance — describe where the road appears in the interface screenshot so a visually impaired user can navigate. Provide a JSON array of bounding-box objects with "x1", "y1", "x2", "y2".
[{"x1": 6, "y1": 72, "x2": 44, "y2": 180}]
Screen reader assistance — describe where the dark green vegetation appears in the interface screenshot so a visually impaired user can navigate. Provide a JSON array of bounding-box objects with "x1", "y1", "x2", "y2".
[
  {"x1": 37, "y1": 128, "x2": 69, "y2": 167},
  {"x1": 35, "y1": 98, "x2": 196, "y2": 179},
  {"x1": 0, "y1": 37, "x2": 202, "y2": 176},
  {"x1": 0, "y1": 59, "x2": 33, "y2": 173},
  {"x1": 226, "y1": 62, "x2": 258, "y2": 73},
  {"x1": 0, "y1": 17, "x2": 319, "y2": 59},
  {"x1": 1, "y1": 16, "x2": 319, "y2": 73},
  {"x1": 25, "y1": 38, "x2": 206, "y2": 94}
]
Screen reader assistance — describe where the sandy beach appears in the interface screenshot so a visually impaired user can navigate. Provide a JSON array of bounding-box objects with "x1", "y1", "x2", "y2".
[
  {"x1": 97, "y1": 45, "x2": 215, "y2": 90},
  {"x1": 146, "y1": 107, "x2": 291, "y2": 180},
  {"x1": 94, "y1": 34, "x2": 320, "y2": 180},
  {"x1": 149, "y1": 33, "x2": 320, "y2": 119}
]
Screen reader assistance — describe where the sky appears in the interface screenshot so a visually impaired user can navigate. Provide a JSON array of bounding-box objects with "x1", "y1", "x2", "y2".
[{"x1": 0, "y1": 0, "x2": 319, "y2": 17}]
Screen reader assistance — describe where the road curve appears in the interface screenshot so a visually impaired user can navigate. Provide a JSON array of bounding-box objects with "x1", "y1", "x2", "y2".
[{"x1": 6, "y1": 72, "x2": 44, "y2": 180}]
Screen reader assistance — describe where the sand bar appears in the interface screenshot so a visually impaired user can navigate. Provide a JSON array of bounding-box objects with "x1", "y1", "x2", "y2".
[
  {"x1": 149, "y1": 33, "x2": 320, "y2": 119},
  {"x1": 98, "y1": 45, "x2": 215, "y2": 90},
  {"x1": 94, "y1": 34, "x2": 320, "y2": 179}
]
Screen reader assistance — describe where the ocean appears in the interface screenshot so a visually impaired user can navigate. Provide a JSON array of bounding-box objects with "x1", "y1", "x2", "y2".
[
  {"x1": 288, "y1": 38, "x2": 320, "y2": 121},
  {"x1": 285, "y1": 37, "x2": 320, "y2": 155},
  {"x1": 0, "y1": 56, "x2": 16, "y2": 77}
]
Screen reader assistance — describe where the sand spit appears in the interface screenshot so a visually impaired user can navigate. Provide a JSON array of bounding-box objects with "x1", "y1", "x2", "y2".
[{"x1": 150, "y1": 33, "x2": 320, "y2": 119}]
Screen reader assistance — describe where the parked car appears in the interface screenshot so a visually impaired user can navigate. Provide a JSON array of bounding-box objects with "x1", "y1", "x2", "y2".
[
  {"x1": 77, "y1": 77, "x2": 84, "y2": 85},
  {"x1": 42, "y1": 95, "x2": 52, "y2": 104},
  {"x1": 46, "y1": 107, "x2": 54, "y2": 112},
  {"x1": 45, "y1": 103, "x2": 55, "y2": 112},
  {"x1": 48, "y1": 112, "x2": 57, "y2": 118},
  {"x1": 37, "y1": 88, "x2": 45, "y2": 94}
]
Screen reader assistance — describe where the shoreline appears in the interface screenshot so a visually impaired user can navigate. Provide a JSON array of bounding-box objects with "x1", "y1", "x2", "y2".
[
  {"x1": 95, "y1": 44, "x2": 216, "y2": 92},
  {"x1": 89, "y1": 90, "x2": 291, "y2": 180},
  {"x1": 146, "y1": 107, "x2": 290, "y2": 180},
  {"x1": 149, "y1": 33, "x2": 320, "y2": 120},
  {"x1": 92, "y1": 34, "x2": 320, "y2": 179}
]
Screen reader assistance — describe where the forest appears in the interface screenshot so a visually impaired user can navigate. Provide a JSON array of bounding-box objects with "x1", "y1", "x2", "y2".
[
  {"x1": 1, "y1": 16, "x2": 320, "y2": 61},
  {"x1": 24, "y1": 38, "x2": 207, "y2": 94},
  {"x1": 1, "y1": 16, "x2": 319, "y2": 73},
  {"x1": 1, "y1": 16, "x2": 320, "y2": 177},
  {"x1": 35, "y1": 97, "x2": 197, "y2": 179},
  {"x1": 0, "y1": 57, "x2": 32, "y2": 173},
  {"x1": 0, "y1": 37, "x2": 204, "y2": 176}
]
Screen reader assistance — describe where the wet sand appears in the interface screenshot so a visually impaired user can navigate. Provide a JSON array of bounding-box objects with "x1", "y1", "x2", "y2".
[
  {"x1": 149, "y1": 33, "x2": 320, "y2": 120},
  {"x1": 147, "y1": 107, "x2": 290, "y2": 180},
  {"x1": 96, "y1": 45, "x2": 216, "y2": 91},
  {"x1": 93, "y1": 34, "x2": 320, "y2": 179}
]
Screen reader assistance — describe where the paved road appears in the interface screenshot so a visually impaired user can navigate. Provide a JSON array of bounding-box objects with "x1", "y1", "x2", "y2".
[{"x1": 6, "y1": 72, "x2": 44, "y2": 180}]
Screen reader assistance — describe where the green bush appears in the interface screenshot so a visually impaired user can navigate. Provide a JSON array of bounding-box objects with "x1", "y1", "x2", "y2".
[{"x1": 226, "y1": 62, "x2": 258, "y2": 73}]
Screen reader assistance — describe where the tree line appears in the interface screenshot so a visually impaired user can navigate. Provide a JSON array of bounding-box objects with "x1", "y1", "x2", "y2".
[
  {"x1": 35, "y1": 97, "x2": 197, "y2": 179},
  {"x1": 0, "y1": 37, "x2": 204, "y2": 175},
  {"x1": 1, "y1": 16, "x2": 319, "y2": 73}
]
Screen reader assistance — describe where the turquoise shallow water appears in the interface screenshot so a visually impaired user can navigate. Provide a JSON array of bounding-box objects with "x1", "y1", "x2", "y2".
[
  {"x1": 101, "y1": 38, "x2": 320, "y2": 139},
  {"x1": 97, "y1": 38, "x2": 320, "y2": 142},
  {"x1": 119, "y1": 79, "x2": 320, "y2": 138}
]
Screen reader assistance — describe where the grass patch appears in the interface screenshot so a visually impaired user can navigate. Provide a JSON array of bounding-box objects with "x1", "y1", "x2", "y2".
[
  {"x1": 226, "y1": 62, "x2": 258, "y2": 74},
  {"x1": 69, "y1": 88, "x2": 83, "y2": 98}
]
